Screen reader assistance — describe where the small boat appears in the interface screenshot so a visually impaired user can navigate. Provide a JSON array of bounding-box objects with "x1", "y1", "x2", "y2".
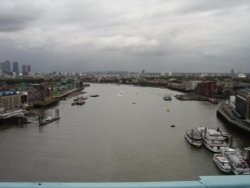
[
  {"x1": 163, "y1": 95, "x2": 172, "y2": 101},
  {"x1": 184, "y1": 128, "x2": 203, "y2": 147},
  {"x1": 76, "y1": 100, "x2": 85, "y2": 105},
  {"x1": 213, "y1": 153, "x2": 231, "y2": 173},
  {"x1": 224, "y1": 148, "x2": 250, "y2": 175},
  {"x1": 90, "y1": 94, "x2": 99, "y2": 97}
]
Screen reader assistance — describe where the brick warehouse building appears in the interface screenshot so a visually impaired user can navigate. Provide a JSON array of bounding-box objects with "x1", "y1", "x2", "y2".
[{"x1": 195, "y1": 81, "x2": 217, "y2": 97}]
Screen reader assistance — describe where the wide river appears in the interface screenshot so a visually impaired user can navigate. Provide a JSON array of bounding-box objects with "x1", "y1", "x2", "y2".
[{"x1": 0, "y1": 84, "x2": 249, "y2": 182}]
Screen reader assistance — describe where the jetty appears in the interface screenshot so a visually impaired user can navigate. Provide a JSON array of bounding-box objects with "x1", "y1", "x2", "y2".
[
  {"x1": 39, "y1": 109, "x2": 60, "y2": 126},
  {"x1": 0, "y1": 109, "x2": 27, "y2": 124}
]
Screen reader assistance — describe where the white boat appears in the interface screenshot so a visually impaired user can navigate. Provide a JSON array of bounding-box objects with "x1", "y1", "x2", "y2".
[
  {"x1": 213, "y1": 153, "x2": 231, "y2": 173},
  {"x1": 184, "y1": 128, "x2": 202, "y2": 147},
  {"x1": 202, "y1": 128, "x2": 229, "y2": 153},
  {"x1": 224, "y1": 148, "x2": 250, "y2": 175}
]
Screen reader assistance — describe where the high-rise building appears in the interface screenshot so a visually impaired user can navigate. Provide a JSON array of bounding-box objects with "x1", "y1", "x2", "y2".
[
  {"x1": 235, "y1": 89, "x2": 250, "y2": 119},
  {"x1": 2, "y1": 60, "x2": 11, "y2": 73},
  {"x1": 12, "y1": 61, "x2": 19, "y2": 75},
  {"x1": 0, "y1": 63, "x2": 3, "y2": 76},
  {"x1": 22, "y1": 65, "x2": 31, "y2": 76},
  {"x1": 22, "y1": 65, "x2": 27, "y2": 75},
  {"x1": 27, "y1": 65, "x2": 31, "y2": 73}
]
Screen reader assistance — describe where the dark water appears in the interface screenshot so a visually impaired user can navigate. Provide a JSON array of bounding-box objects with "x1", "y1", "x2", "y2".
[{"x1": 0, "y1": 84, "x2": 249, "y2": 182}]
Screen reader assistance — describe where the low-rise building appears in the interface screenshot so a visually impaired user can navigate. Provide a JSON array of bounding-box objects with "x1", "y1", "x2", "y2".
[
  {"x1": 195, "y1": 81, "x2": 217, "y2": 97},
  {"x1": 0, "y1": 90, "x2": 21, "y2": 112}
]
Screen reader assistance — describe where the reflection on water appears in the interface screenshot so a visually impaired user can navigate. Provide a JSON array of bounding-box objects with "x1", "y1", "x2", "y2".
[{"x1": 0, "y1": 84, "x2": 249, "y2": 182}]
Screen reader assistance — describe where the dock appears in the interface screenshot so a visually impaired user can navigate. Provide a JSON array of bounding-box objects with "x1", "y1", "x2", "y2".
[
  {"x1": 39, "y1": 109, "x2": 60, "y2": 126},
  {"x1": 0, "y1": 109, "x2": 27, "y2": 124}
]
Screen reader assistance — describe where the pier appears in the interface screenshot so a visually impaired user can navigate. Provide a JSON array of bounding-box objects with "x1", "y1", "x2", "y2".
[
  {"x1": 39, "y1": 109, "x2": 60, "y2": 126},
  {"x1": 0, "y1": 109, "x2": 26, "y2": 124}
]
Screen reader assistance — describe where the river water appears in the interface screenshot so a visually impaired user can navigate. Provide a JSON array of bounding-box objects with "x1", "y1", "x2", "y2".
[{"x1": 0, "y1": 84, "x2": 249, "y2": 182}]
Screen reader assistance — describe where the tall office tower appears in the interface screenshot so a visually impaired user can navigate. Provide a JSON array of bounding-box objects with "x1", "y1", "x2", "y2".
[
  {"x1": 0, "y1": 63, "x2": 3, "y2": 76},
  {"x1": 22, "y1": 65, "x2": 31, "y2": 76},
  {"x1": 12, "y1": 61, "x2": 19, "y2": 75},
  {"x1": 22, "y1": 65, "x2": 27, "y2": 75},
  {"x1": 3, "y1": 60, "x2": 11, "y2": 73},
  {"x1": 27, "y1": 65, "x2": 31, "y2": 73}
]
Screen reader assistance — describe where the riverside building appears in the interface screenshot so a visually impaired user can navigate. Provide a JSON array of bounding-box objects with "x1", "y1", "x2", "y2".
[
  {"x1": 235, "y1": 89, "x2": 250, "y2": 120},
  {"x1": 0, "y1": 90, "x2": 22, "y2": 112}
]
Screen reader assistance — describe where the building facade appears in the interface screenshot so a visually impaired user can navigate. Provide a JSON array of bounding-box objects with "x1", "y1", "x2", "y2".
[
  {"x1": 195, "y1": 81, "x2": 217, "y2": 97},
  {"x1": 22, "y1": 65, "x2": 31, "y2": 76},
  {"x1": 0, "y1": 91, "x2": 21, "y2": 112},
  {"x1": 235, "y1": 89, "x2": 250, "y2": 119},
  {"x1": 12, "y1": 61, "x2": 19, "y2": 75}
]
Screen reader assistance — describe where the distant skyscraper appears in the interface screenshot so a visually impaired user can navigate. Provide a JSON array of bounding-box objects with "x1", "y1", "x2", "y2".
[
  {"x1": 231, "y1": 69, "x2": 235, "y2": 76},
  {"x1": 12, "y1": 61, "x2": 19, "y2": 75},
  {"x1": 22, "y1": 65, "x2": 27, "y2": 75},
  {"x1": 22, "y1": 64, "x2": 31, "y2": 76},
  {"x1": 27, "y1": 65, "x2": 31, "y2": 73},
  {"x1": 3, "y1": 60, "x2": 11, "y2": 73},
  {"x1": 0, "y1": 63, "x2": 3, "y2": 76}
]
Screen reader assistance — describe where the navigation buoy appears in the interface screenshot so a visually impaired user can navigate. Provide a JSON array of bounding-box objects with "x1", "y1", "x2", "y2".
[{"x1": 171, "y1": 125, "x2": 175, "y2": 127}]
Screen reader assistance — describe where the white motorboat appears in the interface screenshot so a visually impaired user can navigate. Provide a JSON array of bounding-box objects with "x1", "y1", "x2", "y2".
[
  {"x1": 213, "y1": 153, "x2": 231, "y2": 173},
  {"x1": 202, "y1": 128, "x2": 229, "y2": 153},
  {"x1": 224, "y1": 148, "x2": 250, "y2": 175},
  {"x1": 184, "y1": 128, "x2": 202, "y2": 147}
]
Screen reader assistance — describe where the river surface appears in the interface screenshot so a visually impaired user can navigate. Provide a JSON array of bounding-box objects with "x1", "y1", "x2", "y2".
[{"x1": 0, "y1": 84, "x2": 249, "y2": 182}]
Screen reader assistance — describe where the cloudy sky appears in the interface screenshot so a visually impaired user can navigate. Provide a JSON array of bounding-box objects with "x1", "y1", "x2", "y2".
[{"x1": 0, "y1": 0, "x2": 249, "y2": 73}]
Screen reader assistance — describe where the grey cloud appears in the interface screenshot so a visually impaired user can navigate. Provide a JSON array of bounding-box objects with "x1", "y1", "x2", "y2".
[
  {"x1": 0, "y1": 0, "x2": 45, "y2": 32},
  {"x1": 178, "y1": 0, "x2": 250, "y2": 14}
]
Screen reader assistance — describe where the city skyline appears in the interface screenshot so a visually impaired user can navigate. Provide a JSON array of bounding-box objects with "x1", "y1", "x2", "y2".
[{"x1": 0, "y1": 0, "x2": 250, "y2": 73}]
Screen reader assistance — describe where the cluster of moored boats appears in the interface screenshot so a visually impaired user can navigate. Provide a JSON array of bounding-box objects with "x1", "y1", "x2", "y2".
[
  {"x1": 184, "y1": 127, "x2": 250, "y2": 175},
  {"x1": 71, "y1": 96, "x2": 87, "y2": 106}
]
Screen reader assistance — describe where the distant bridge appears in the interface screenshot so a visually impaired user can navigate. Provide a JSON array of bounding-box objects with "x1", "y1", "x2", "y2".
[{"x1": 0, "y1": 175, "x2": 249, "y2": 188}]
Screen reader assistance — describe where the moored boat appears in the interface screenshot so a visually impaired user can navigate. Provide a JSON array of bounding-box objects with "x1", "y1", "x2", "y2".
[
  {"x1": 213, "y1": 153, "x2": 231, "y2": 173},
  {"x1": 184, "y1": 128, "x2": 203, "y2": 147},
  {"x1": 202, "y1": 128, "x2": 229, "y2": 153},
  {"x1": 224, "y1": 148, "x2": 250, "y2": 175}
]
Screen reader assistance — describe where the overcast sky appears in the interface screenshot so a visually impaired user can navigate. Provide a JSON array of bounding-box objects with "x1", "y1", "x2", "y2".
[{"x1": 0, "y1": 0, "x2": 249, "y2": 73}]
